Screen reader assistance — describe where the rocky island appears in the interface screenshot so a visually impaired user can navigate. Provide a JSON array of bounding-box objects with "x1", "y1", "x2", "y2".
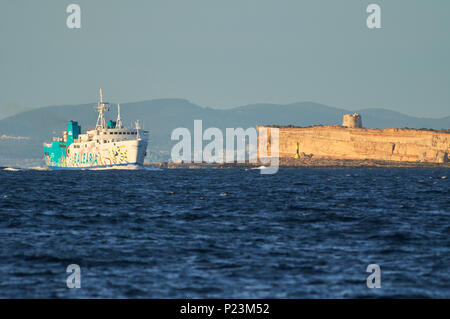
[{"x1": 257, "y1": 113, "x2": 449, "y2": 165}]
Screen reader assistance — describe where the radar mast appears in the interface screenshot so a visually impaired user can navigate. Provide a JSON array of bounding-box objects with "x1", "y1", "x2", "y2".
[{"x1": 95, "y1": 88, "x2": 110, "y2": 129}]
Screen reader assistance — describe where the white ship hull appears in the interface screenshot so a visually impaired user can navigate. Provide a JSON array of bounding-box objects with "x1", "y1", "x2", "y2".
[{"x1": 47, "y1": 139, "x2": 148, "y2": 170}]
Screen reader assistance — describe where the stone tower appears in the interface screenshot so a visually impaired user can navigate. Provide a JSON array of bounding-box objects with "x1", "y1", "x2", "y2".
[{"x1": 342, "y1": 113, "x2": 363, "y2": 128}]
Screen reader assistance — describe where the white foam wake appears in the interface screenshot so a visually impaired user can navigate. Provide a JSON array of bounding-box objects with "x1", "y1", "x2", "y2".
[
  {"x1": 3, "y1": 167, "x2": 22, "y2": 171},
  {"x1": 142, "y1": 166, "x2": 163, "y2": 171},
  {"x1": 28, "y1": 166, "x2": 50, "y2": 171},
  {"x1": 89, "y1": 165, "x2": 140, "y2": 170}
]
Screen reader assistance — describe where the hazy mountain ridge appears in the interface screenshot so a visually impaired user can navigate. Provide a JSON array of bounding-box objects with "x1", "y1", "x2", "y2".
[{"x1": 0, "y1": 99, "x2": 449, "y2": 166}]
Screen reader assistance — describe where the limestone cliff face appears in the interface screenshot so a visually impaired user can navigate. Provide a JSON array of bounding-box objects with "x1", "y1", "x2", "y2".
[{"x1": 257, "y1": 126, "x2": 450, "y2": 163}]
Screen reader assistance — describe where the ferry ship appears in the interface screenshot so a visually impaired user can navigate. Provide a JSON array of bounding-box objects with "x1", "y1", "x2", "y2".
[{"x1": 43, "y1": 89, "x2": 148, "y2": 169}]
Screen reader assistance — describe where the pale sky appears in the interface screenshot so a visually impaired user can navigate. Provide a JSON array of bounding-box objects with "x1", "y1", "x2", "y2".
[{"x1": 0, "y1": 0, "x2": 449, "y2": 119}]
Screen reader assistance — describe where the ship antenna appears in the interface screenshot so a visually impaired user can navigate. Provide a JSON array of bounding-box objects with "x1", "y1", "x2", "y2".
[
  {"x1": 95, "y1": 88, "x2": 110, "y2": 129},
  {"x1": 116, "y1": 103, "x2": 123, "y2": 129}
]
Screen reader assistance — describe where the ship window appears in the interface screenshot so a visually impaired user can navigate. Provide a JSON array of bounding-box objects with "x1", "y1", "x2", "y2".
[{"x1": 103, "y1": 140, "x2": 107, "y2": 143}]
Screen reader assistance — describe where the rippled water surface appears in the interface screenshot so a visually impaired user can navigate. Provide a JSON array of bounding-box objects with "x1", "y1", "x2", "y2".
[{"x1": 0, "y1": 167, "x2": 449, "y2": 298}]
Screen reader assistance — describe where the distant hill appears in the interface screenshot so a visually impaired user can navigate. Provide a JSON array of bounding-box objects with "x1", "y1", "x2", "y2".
[
  {"x1": 354, "y1": 108, "x2": 450, "y2": 130},
  {"x1": 0, "y1": 99, "x2": 449, "y2": 166}
]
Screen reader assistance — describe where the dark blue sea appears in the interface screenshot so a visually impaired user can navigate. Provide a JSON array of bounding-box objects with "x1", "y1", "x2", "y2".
[{"x1": 0, "y1": 167, "x2": 449, "y2": 298}]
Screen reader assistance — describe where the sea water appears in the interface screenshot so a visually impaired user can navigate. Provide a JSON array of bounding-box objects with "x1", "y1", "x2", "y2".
[{"x1": 0, "y1": 167, "x2": 448, "y2": 298}]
